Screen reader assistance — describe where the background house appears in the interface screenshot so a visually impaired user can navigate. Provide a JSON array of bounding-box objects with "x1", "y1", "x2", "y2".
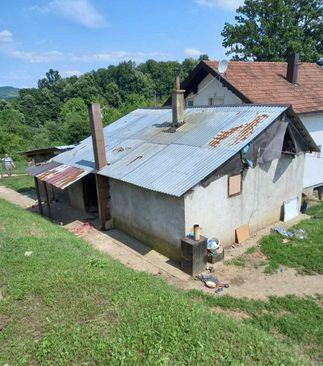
[
  {"x1": 28, "y1": 102, "x2": 317, "y2": 261},
  {"x1": 167, "y1": 56, "x2": 323, "y2": 196},
  {"x1": 21, "y1": 145, "x2": 75, "y2": 165}
]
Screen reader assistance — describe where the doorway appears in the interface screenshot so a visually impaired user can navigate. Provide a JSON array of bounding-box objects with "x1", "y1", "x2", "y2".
[{"x1": 83, "y1": 174, "x2": 98, "y2": 213}]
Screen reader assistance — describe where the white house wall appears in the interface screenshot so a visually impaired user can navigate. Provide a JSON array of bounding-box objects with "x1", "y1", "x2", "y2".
[
  {"x1": 109, "y1": 178, "x2": 185, "y2": 260},
  {"x1": 186, "y1": 74, "x2": 242, "y2": 106},
  {"x1": 300, "y1": 112, "x2": 323, "y2": 189},
  {"x1": 184, "y1": 155, "x2": 305, "y2": 247}
]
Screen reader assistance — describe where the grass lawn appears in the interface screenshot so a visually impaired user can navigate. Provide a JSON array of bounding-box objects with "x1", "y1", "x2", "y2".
[
  {"x1": 0, "y1": 175, "x2": 35, "y2": 194},
  {"x1": 187, "y1": 291, "x2": 323, "y2": 365},
  {"x1": 0, "y1": 199, "x2": 318, "y2": 365},
  {"x1": 260, "y1": 203, "x2": 323, "y2": 274}
]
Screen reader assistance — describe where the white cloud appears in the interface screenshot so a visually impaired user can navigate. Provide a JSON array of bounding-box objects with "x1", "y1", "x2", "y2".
[
  {"x1": 33, "y1": 0, "x2": 107, "y2": 28},
  {"x1": 0, "y1": 30, "x2": 13, "y2": 43},
  {"x1": 196, "y1": 0, "x2": 244, "y2": 11},
  {"x1": 8, "y1": 50, "x2": 64, "y2": 63},
  {"x1": 62, "y1": 70, "x2": 83, "y2": 77},
  {"x1": 72, "y1": 51, "x2": 127, "y2": 62},
  {"x1": 184, "y1": 48, "x2": 203, "y2": 57},
  {"x1": 6, "y1": 48, "x2": 168, "y2": 64}
]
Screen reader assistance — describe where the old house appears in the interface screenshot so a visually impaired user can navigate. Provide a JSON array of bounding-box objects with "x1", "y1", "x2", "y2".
[
  {"x1": 22, "y1": 145, "x2": 75, "y2": 165},
  {"x1": 168, "y1": 55, "x2": 323, "y2": 196},
  {"x1": 28, "y1": 88, "x2": 317, "y2": 261}
]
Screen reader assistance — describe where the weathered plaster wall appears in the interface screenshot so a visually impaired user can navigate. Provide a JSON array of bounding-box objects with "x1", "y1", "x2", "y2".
[
  {"x1": 109, "y1": 178, "x2": 185, "y2": 260},
  {"x1": 184, "y1": 154, "x2": 305, "y2": 247},
  {"x1": 300, "y1": 112, "x2": 323, "y2": 189},
  {"x1": 67, "y1": 180, "x2": 86, "y2": 213},
  {"x1": 186, "y1": 74, "x2": 242, "y2": 106}
]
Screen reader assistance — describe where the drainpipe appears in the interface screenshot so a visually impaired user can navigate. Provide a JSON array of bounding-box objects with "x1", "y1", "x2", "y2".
[
  {"x1": 286, "y1": 53, "x2": 300, "y2": 84},
  {"x1": 172, "y1": 74, "x2": 185, "y2": 128},
  {"x1": 88, "y1": 103, "x2": 111, "y2": 230}
]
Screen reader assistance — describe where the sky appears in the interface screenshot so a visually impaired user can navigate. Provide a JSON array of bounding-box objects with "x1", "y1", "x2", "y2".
[{"x1": 0, "y1": 0, "x2": 243, "y2": 88}]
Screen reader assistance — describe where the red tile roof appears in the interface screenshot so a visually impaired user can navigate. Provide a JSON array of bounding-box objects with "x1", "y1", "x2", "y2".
[{"x1": 204, "y1": 60, "x2": 323, "y2": 114}]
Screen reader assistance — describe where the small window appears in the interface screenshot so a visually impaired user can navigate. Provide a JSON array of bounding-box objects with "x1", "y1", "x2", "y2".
[
  {"x1": 187, "y1": 100, "x2": 194, "y2": 107},
  {"x1": 208, "y1": 96, "x2": 224, "y2": 106},
  {"x1": 228, "y1": 174, "x2": 242, "y2": 197}
]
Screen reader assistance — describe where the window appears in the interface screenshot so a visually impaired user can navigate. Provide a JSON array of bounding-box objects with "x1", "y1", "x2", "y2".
[
  {"x1": 228, "y1": 174, "x2": 242, "y2": 197},
  {"x1": 187, "y1": 100, "x2": 194, "y2": 107},
  {"x1": 208, "y1": 96, "x2": 225, "y2": 106}
]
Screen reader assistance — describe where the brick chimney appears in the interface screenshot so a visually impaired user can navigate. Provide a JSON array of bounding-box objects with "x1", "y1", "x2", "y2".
[
  {"x1": 286, "y1": 53, "x2": 299, "y2": 84},
  {"x1": 88, "y1": 103, "x2": 107, "y2": 170},
  {"x1": 172, "y1": 74, "x2": 185, "y2": 127}
]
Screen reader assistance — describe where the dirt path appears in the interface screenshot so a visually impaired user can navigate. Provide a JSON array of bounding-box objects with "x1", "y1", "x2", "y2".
[
  {"x1": 0, "y1": 185, "x2": 322, "y2": 300},
  {"x1": 0, "y1": 186, "x2": 36, "y2": 208}
]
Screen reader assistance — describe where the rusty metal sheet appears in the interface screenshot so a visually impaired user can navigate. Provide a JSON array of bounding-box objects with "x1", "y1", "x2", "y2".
[{"x1": 37, "y1": 164, "x2": 89, "y2": 190}]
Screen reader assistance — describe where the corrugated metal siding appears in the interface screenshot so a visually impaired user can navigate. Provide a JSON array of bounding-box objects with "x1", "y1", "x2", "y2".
[{"x1": 53, "y1": 105, "x2": 287, "y2": 196}]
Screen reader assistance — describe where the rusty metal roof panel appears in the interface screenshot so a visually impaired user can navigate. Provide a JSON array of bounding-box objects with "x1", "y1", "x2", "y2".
[
  {"x1": 37, "y1": 164, "x2": 89, "y2": 190},
  {"x1": 53, "y1": 105, "x2": 288, "y2": 196}
]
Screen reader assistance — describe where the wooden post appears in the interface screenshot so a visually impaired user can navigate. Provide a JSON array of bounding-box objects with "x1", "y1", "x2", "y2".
[
  {"x1": 43, "y1": 181, "x2": 52, "y2": 219},
  {"x1": 95, "y1": 174, "x2": 110, "y2": 230},
  {"x1": 34, "y1": 177, "x2": 43, "y2": 215},
  {"x1": 88, "y1": 103, "x2": 111, "y2": 229},
  {"x1": 88, "y1": 103, "x2": 107, "y2": 170},
  {"x1": 51, "y1": 185, "x2": 56, "y2": 202}
]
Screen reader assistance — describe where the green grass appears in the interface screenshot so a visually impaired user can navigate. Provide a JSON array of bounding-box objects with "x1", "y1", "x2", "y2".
[
  {"x1": 260, "y1": 203, "x2": 323, "y2": 274},
  {"x1": 187, "y1": 291, "x2": 323, "y2": 365},
  {"x1": 0, "y1": 199, "x2": 314, "y2": 365},
  {"x1": 224, "y1": 256, "x2": 246, "y2": 267},
  {"x1": 0, "y1": 175, "x2": 35, "y2": 194}
]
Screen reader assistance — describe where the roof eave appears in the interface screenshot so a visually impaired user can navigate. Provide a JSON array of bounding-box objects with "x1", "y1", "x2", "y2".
[{"x1": 286, "y1": 106, "x2": 320, "y2": 152}]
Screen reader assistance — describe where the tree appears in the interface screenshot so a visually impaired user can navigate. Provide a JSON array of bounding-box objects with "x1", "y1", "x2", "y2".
[
  {"x1": 221, "y1": 0, "x2": 323, "y2": 61},
  {"x1": 38, "y1": 69, "x2": 61, "y2": 89},
  {"x1": 60, "y1": 98, "x2": 90, "y2": 144},
  {"x1": 104, "y1": 82, "x2": 122, "y2": 108}
]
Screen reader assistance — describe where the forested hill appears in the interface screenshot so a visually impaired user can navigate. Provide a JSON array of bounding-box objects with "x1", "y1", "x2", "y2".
[
  {"x1": 0, "y1": 86, "x2": 19, "y2": 100},
  {"x1": 0, "y1": 56, "x2": 208, "y2": 159}
]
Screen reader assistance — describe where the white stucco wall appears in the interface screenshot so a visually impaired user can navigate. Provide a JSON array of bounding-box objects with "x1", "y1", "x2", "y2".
[
  {"x1": 300, "y1": 112, "x2": 323, "y2": 189},
  {"x1": 184, "y1": 155, "x2": 305, "y2": 247},
  {"x1": 67, "y1": 180, "x2": 86, "y2": 213},
  {"x1": 109, "y1": 178, "x2": 185, "y2": 260},
  {"x1": 186, "y1": 74, "x2": 242, "y2": 106}
]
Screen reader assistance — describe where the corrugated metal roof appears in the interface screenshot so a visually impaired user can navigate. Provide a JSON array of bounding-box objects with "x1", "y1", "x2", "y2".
[
  {"x1": 53, "y1": 105, "x2": 288, "y2": 196},
  {"x1": 26, "y1": 161, "x2": 62, "y2": 176},
  {"x1": 37, "y1": 164, "x2": 89, "y2": 190}
]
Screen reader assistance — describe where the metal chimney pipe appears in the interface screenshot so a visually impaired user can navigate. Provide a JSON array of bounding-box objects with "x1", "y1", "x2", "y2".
[
  {"x1": 286, "y1": 53, "x2": 299, "y2": 84},
  {"x1": 88, "y1": 103, "x2": 107, "y2": 170},
  {"x1": 172, "y1": 74, "x2": 185, "y2": 127}
]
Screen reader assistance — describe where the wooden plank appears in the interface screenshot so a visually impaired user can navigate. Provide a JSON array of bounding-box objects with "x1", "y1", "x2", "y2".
[
  {"x1": 43, "y1": 181, "x2": 52, "y2": 219},
  {"x1": 88, "y1": 103, "x2": 107, "y2": 170},
  {"x1": 34, "y1": 177, "x2": 43, "y2": 215},
  {"x1": 95, "y1": 174, "x2": 111, "y2": 230},
  {"x1": 228, "y1": 174, "x2": 242, "y2": 196},
  {"x1": 235, "y1": 224, "x2": 250, "y2": 244}
]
